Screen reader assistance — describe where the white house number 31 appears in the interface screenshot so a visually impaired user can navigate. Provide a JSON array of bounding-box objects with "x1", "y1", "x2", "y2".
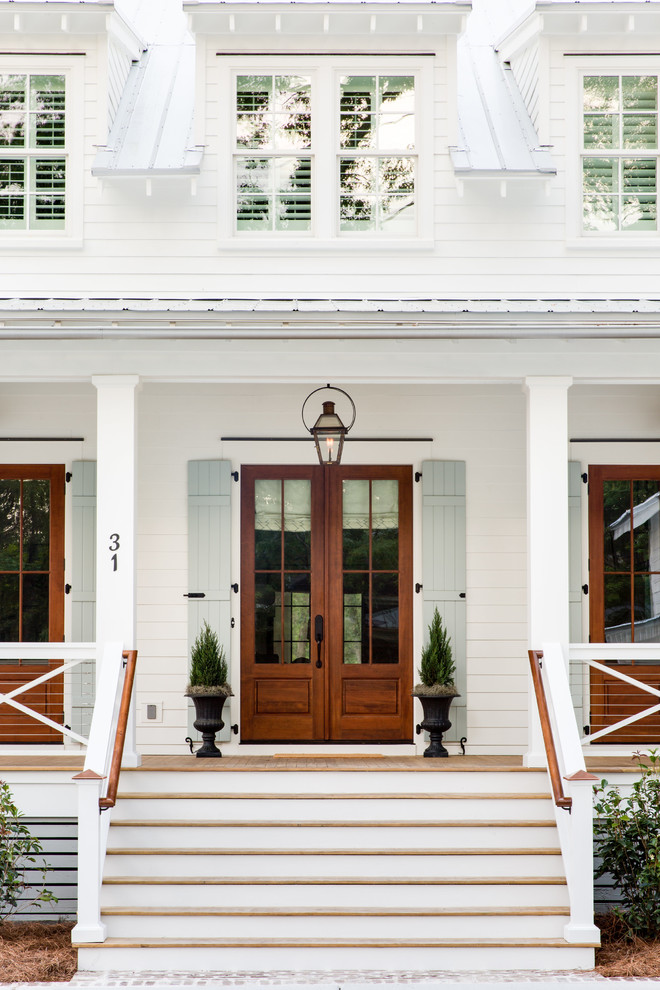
[{"x1": 109, "y1": 533, "x2": 120, "y2": 571}]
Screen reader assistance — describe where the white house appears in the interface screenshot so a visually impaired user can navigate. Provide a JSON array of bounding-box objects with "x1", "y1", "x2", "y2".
[{"x1": 1, "y1": 0, "x2": 660, "y2": 973}]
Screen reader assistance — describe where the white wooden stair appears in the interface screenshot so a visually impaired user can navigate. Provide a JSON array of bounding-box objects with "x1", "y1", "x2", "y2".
[{"x1": 74, "y1": 765, "x2": 597, "y2": 971}]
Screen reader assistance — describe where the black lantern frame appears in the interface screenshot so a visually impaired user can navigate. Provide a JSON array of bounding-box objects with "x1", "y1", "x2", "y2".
[{"x1": 301, "y1": 384, "x2": 356, "y2": 465}]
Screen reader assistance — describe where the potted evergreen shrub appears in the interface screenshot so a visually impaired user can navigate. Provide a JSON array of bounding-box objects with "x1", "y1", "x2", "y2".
[
  {"x1": 412, "y1": 607, "x2": 460, "y2": 758},
  {"x1": 185, "y1": 621, "x2": 233, "y2": 758}
]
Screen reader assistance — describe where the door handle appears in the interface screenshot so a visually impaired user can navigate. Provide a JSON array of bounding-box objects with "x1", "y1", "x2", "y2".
[{"x1": 314, "y1": 614, "x2": 324, "y2": 668}]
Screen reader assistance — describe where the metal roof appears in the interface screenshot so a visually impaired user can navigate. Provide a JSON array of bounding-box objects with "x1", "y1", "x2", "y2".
[{"x1": 92, "y1": 40, "x2": 203, "y2": 176}]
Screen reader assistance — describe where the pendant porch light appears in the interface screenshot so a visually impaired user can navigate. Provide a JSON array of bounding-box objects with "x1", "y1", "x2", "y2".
[{"x1": 302, "y1": 384, "x2": 356, "y2": 465}]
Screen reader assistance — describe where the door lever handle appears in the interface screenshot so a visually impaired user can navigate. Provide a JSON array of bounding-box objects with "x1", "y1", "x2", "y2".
[{"x1": 314, "y1": 614, "x2": 323, "y2": 668}]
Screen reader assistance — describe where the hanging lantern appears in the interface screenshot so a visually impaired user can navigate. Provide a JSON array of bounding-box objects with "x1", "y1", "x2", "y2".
[{"x1": 302, "y1": 385, "x2": 356, "y2": 465}]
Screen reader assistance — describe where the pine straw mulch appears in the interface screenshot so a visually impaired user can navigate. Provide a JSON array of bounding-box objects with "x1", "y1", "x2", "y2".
[
  {"x1": 0, "y1": 921, "x2": 77, "y2": 983},
  {"x1": 595, "y1": 912, "x2": 660, "y2": 977},
  {"x1": 0, "y1": 915, "x2": 660, "y2": 982}
]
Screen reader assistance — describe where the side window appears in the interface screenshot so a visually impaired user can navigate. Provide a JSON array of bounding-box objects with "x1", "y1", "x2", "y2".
[
  {"x1": 582, "y1": 74, "x2": 658, "y2": 233},
  {"x1": 339, "y1": 74, "x2": 416, "y2": 235},
  {"x1": 235, "y1": 74, "x2": 312, "y2": 233},
  {"x1": 0, "y1": 73, "x2": 66, "y2": 231}
]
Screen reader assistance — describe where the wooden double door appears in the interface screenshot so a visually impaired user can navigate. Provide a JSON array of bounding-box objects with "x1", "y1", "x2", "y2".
[{"x1": 240, "y1": 465, "x2": 412, "y2": 742}]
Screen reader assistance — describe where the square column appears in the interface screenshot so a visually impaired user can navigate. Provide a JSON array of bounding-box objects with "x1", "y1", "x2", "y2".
[
  {"x1": 525, "y1": 377, "x2": 572, "y2": 765},
  {"x1": 92, "y1": 375, "x2": 140, "y2": 766}
]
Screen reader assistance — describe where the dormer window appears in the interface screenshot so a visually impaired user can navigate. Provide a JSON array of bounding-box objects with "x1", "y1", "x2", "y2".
[
  {"x1": 582, "y1": 74, "x2": 658, "y2": 233},
  {"x1": 339, "y1": 75, "x2": 416, "y2": 234},
  {"x1": 235, "y1": 74, "x2": 312, "y2": 232},
  {"x1": 0, "y1": 74, "x2": 66, "y2": 230}
]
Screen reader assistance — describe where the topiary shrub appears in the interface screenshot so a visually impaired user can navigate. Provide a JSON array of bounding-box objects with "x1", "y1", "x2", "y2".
[
  {"x1": 186, "y1": 621, "x2": 232, "y2": 696},
  {"x1": 593, "y1": 749, "x2": 660, "y2": 938},
  {"x1": 414, "y1": 606, "x2": 457, "y2": 696},
  {"x1": 0, "y1": 780, "x2": 57, "y2": 921}
]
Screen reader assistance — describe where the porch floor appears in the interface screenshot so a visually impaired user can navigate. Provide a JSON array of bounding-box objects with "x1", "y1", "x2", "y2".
[{"x1": 0, "y1": 752, "x2": 643, "y2": 772}]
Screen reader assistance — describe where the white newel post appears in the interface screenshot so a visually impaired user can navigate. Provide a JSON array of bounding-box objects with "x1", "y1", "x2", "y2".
[
  {"x1": 92, "y1": 375, "x2": 141, "y2": 767},
  {"x1": 525, "y1": 377, "x2": 572, "y2": 766},
  {"x1": 71, "y1": 770, "x2": 106, "y2": 943}
]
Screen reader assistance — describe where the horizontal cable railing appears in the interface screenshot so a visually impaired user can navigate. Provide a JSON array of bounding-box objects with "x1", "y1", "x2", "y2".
[
  {"x1": 569, "y1": 643, "x2": 660, "y2": 745},
  {"x1": 0, "y1": 643, "x2": 98, "y2": 746}
]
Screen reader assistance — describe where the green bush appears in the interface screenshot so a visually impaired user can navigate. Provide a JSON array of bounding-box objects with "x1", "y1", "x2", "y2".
[
  {"x1": 418, "y1": 606, "x2": 456, "y2": 689},
  {"x1": 0, "y1": 780, "x2": 57, "y2": 921},
  {"x1": 187, "y1": 620, "x2": 230, "y2": 693},
  {"x1": 594, "y1": 749, "x2": 660, "y2": 938}
]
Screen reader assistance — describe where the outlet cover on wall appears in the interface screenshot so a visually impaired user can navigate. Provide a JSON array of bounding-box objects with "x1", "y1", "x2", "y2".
[{"x1": 141, "y1": 701, "x2": 163, "y2": 723}]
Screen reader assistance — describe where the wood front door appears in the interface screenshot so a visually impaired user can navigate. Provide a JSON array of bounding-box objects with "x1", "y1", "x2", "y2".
[
  {"x1": 0, "y1": 465, "x2": 65, "y2": 743},
  {"x1": 588, "y1": 464, "x2": 660, "y2": 743},
  {"x1": 240, "y1": 465, "x2": 412, "y2": 742}
]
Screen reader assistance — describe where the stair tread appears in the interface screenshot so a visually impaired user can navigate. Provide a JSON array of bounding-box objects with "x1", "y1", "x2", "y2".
[
  {"x1": 76, "y1": 936, "x2": 598, "y2": 949},
  {"x1": 106, "y1": 846, "x2": 562, "y2": 856},
  {"x1": 115, "y1": 792, "x2": 553, "y2": 800},
  {"x1": 110, "y1": 819, "x2": 557, "y2": 828},
  {"x1": 101, "y1": 906, "x2": 570, "y2": 917},
  {"x1": 103, "y1": 875, "x2": 568, "y2": 885}
]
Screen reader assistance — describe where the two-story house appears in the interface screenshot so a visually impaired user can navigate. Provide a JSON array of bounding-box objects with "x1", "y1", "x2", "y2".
[{"x1": 1, "y1": 0, "x2": 659, "y2": 974}]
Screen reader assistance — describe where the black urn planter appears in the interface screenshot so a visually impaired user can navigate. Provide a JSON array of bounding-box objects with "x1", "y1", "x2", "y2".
[
  {"x1": 415, "y1": 692, "x2": 459, "y2": 758},
  {"x1": 186, "y1": 691, "x2": 230, "y2": 758}
]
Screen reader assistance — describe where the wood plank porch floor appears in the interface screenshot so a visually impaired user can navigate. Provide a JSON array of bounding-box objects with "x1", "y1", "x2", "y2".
[{"x1": 0, "y1": 752, "x2": 643, "y2": 772}]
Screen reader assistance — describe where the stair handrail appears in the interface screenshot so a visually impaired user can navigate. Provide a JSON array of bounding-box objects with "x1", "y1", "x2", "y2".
[
  {"x1": 72, "y1": 641, "x2": 138, "y2": 945},
  {"x1": 528, "y1": 649, "x2": 572, "y2": 810},
  {"x1": 529, "y1": 642, "x2": 600, "y2": 946},
  {"x1": 99, "y1": 649, "x2": 138, "y2": 810}
]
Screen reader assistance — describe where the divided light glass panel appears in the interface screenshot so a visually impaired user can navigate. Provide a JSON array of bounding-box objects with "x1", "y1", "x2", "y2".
[
  {"x1": 254, "y1": 479, "x2": 312, "y2": 664},
  {"x1": 339, "y1": 75, "x2": 416, "y2": 234},
  {"x1": 583, "y1": 74, "x2": 658, "y2": 231},
  {"x1": 602, "y1": 478, "x2": 660, "y2": 645},
  {"x1": 0, "y1": 74, "x2": 65, "y2": 230},
  {"x1": 0, "y1": 478, "x2": 50, "y2": 646},
  {"x1": 342, "y1": 479, "x2": 399, "y2": 665},
  {"x1": 235, "y1": 74, "x2": 312, "y2": 232}
]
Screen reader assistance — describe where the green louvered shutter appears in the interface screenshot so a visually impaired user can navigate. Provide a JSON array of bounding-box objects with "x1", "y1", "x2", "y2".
[
  {"x1": 568, "y1": 461, "x2": 585, "y2": 730},
  {"x1": 70, "y1": 461, "x2": 96, "y2": 738},
  {"x1": 421, "y1": 461, "x2": 467, "y2": 743},
  {"x1": 187, "y1": 460, "x2": 233, "y2": 742}
]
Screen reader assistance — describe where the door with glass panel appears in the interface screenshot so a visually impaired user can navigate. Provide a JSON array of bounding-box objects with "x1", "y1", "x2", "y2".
[
  {"x1": 589, "y1": 465, "x2": 660, "y2": 742},
  {"x1": 0, "y1": 466, "x2": 65, "y2": 743},
  {"x1": 240, "y1": 465, "x2": 412, "y2": 742}
]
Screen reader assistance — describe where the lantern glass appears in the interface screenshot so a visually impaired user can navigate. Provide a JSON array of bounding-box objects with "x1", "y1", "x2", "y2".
[{"x1": 312, "y1": 401, "x2": 347, "y2": 465}]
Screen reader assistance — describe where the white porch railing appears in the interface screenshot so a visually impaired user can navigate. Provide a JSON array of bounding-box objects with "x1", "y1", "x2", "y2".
[
  {"x1": 0, "y1": 641, "x2": 137, "y2": 943},
  {"x1": 528, "y1": 644, "x2": 601, "y2": 945},
  {"x1": 569, "y1": 643, "x2": 660, "y2": 744}
]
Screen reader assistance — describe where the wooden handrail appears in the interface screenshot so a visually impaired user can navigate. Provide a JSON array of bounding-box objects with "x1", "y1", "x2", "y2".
[
  {"x1": 528, "y1": 650, "x2": 572, "y2": 811},
  {"x1": 99, "y1": 649, "x2": 138, "y2": 811}
]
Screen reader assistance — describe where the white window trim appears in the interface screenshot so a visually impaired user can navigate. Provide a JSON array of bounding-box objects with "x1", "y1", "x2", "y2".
[
  {"x1": 217, "y1": 55, "x2": 433, "y2": 251},
  {"x1": 0, "y1": 55, "x2": 84, "y2": 249},
  {"x1": 567, "y1": 57, "x2": 660, "y2": 250}
]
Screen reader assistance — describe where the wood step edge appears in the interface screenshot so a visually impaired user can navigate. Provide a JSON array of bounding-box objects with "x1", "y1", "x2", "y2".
[
  {"x1": 105, "y1": 847, "x2": 562, "y2": 856},
  {"x1": 101, "y1": 906, "x2": 570, "y2": 917},
  {"x1": 75, "y1": 936, "x2": 598, "y2": 949},
  {"x1": 115, "y1": 792, "x2": 553, "y2": 801},
  {"x1": 102, "y1": 875, "x2": 568, "y2": 886},
  {"x1": 110, "y1": 819, "x2": 558, "y2": 828}
]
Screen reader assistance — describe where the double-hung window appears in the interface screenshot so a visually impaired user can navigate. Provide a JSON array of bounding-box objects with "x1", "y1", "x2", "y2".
[
  {"x1": 0, "y1": 73, "x2": 66, "y2": 231},
  {"x1": 339, "y1": 74, "x2": 416, "y2": 234},
  {"x1": 230, "y1": 64, "x2": 422, "y2": 240},
  {"x1": 582, "y1": 74, "x2": 658, "y2": 233},
  {"x1": 235, "y1": 74, "x2": 312, "y2": 232}
]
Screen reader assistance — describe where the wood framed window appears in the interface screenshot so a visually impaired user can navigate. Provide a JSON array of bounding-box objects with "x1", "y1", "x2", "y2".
[
  {"x1": 582, "y1": 73, "x2": 658, "y2": 233},
  {"x1": 0, "y1": 73, "x2": 66, "y2": 231}
]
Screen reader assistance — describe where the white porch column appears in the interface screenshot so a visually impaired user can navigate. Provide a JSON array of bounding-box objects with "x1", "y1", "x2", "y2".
[
  {"x1": 92, "y1": 375, "x2": 140, "y2": 767},
  {"x1": 525, "y1": 377, "x2": 572, "y2": 766}
]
